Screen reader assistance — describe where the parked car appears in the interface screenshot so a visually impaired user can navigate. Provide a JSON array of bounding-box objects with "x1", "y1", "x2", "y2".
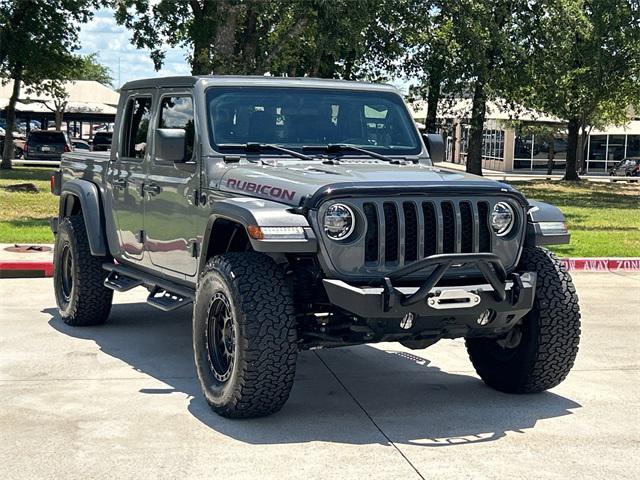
[
  {"x1": 609, "y1": 157, "x2": 640, "y2": 177},
  {"x1": 70, "y1": 138, "x2": 91, "y2": 151},
  {"x1": 91, "y1": 131, "x2": 112, "y2": 151},
  {"x1": 24, "y1": 130, "x2": 72, "y2": 163},
  {"x1": 0, "y1": 135, "x2": 25, "y2": 159}
]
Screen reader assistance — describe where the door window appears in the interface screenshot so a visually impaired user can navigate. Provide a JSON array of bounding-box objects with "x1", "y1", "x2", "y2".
[
  {"x1": 121, "y1": 97, "x2": 152, "y2": 159},
  {"x1": 158, "y1": 96, "x2": 195, "y2": 160}
]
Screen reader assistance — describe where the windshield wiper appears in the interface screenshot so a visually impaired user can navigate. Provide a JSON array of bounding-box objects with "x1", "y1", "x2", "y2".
[
  {"x1": 218, "y1": 143, "x2": 314, "y2": 161},
  {"x1": 302, "y1": 144, "x2": 398, "y2": 163}
]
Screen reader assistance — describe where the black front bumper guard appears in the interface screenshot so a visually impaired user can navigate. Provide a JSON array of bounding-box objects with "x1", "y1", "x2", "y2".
[
  {"x1": 383, "y1": 253, "x2": 516, "y2": 311},
  {"x1": 322, "y1": 253, "x2": 536, "y2": 320}
]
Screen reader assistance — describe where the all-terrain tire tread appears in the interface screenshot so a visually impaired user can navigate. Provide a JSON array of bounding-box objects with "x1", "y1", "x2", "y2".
[
  {"x1": 197, "y1": 253, "x2": 297, "y2": 418},
  {"x1": 467, "y1": 246, "x2": 581, "y2": 393},
  {"x1": 54, "y1": 215, "x2": 112, "y2": 326}
]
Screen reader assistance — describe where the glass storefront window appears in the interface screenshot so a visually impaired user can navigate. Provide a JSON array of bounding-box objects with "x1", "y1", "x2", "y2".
[
  {"x1": 607, "y1": 135, "x2": 626, "y2": 161},
  {"x1": 588, "y1": 135, "x2": 607, "y2": 160},
  {"x1": 627, "y1": 135, "x2": 640, "y2": 157}
]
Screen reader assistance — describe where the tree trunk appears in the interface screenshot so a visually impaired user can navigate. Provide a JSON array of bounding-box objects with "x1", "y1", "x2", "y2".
[
  {"x1": 466, "y1": 79, "x2": 486, "y2": 176},
  {"x1": 546, "y1": 136, "x2": 555, "y2": 175},
  {"x1": 55, "y1": 110, "x2": 64, "y2": 130},
  {"x1": 1, "y1": 74, "x2": 22, "y2": 170},
  {"x1": 425, "y1": 62, "x2": 443, "y2": 133},
  {"x1": 564, "y1": 118, "x2": 580, "y2": 181},
  {"x1": 189, "y1": 0, "x2": 217, "y2": 74}
]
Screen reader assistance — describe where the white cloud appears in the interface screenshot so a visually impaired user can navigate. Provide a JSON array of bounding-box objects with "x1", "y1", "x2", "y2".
[{"x1": 78, "y1": 8, "x2": 191, "y2": 88}]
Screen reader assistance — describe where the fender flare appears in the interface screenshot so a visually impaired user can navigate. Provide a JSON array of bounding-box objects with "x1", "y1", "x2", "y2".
[
  {"x1": 526, "y1": 200, "x2": 570, "y2": 246},
  {"x1": 59, "y1": 179, "x2": 108, "y2": 256},
  {"x1": 198, "y1": 197, "x2": 317, "y2": 274}
]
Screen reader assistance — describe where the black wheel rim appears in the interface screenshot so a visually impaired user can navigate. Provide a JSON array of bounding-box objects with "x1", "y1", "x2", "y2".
[
  {"x1": 206, "y1": 292, "x2": 235, "y2": 383},
  {"x1": 60, "y1": 243, "x2": 74, "y2": 301}
]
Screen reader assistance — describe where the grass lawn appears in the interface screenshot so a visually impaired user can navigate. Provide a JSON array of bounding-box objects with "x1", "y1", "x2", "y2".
[
  {"x1": 1, "y1": 166, "x2": 638, "y2": 257},
  {"x1": 509, "y1": 181, "x2": 640, "y2": 257},
  {"x1": 0, "y1": 166, "x2": 57, "y2": 243}
]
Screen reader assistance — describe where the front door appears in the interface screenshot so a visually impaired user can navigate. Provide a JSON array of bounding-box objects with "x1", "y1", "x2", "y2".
[
  {"x1": 144, "y1": 93, "x2": 199, "y2": 276},
  {"x1": 110, "y1": 93, "x2": 154, "y2": 261}
]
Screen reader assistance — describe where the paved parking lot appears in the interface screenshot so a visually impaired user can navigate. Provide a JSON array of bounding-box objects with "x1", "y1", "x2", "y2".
[{"x1": 1, "y1": 272, "x2": 639, "y2": 479}]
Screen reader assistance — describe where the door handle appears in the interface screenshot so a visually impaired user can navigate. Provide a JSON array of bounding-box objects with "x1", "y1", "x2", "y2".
[
  {"x1": 143, "y1": 182, "x2": 161, "y2": 196},
  {"x1": 112, "y1": 178, "x2": 127, "y2": 190}
]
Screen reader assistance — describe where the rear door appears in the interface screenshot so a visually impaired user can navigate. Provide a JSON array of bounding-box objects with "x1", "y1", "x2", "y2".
[
  {"x1": 109, "y1": 92, "x2": 154, "y2": 261},
  {"x1": 143, "y1": 92, "x2": 199, "y2": 276}
]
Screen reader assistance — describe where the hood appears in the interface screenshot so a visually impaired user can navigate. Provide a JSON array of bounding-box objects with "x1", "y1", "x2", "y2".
[{"x1": 216, "y1": 159, "x2": 522, "y2": 207}]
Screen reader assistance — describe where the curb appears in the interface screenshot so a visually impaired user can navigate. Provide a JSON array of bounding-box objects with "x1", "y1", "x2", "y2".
[
  {"x1": 560, "y1": 258, "x2": 640, "y2": 272},
  {"x1": 1, "y1": 258, "x2": 639, "y2": 279},
  {"x1": 0, "y1": 261, "x2": 54, "y2": 279}
]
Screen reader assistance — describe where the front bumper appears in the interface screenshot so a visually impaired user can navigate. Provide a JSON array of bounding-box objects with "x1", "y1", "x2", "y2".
[{"x1": 322, "y1": 253, "x2": 536, "y2": 335}]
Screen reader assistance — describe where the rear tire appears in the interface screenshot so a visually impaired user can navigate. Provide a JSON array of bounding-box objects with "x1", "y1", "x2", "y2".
[
  {"x1": 53, "y1": 215, "x2": 113, "y2": 326},
  {"x1": 466, "y1": 246, "x2": 581, "y2": 393},
  {"x1": 193, "y1": 252, "x2": 298, "y2": 418}
]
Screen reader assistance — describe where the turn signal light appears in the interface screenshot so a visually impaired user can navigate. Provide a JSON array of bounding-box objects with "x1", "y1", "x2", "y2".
[{"x1": 246, "y1": 226, "x2": 306, "y2": 240}]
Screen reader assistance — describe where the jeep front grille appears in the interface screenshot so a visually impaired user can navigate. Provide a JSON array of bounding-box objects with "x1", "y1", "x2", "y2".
[{"x1": 362, "y1": 199, "x2": 493, "y2": 266}]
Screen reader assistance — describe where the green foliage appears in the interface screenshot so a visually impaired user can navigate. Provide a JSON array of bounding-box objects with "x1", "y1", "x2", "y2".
[
  {"x1": 111, "y1": 0, "x2": 393, "y2": 78},
  {"x1": 74, "y1": 53, "x2": 114, "y2": 86},
  {"x1": 0, "y1": 0, "x2": 97, "y2": 168},
  {"x1": 516, "y1": 0, "x2": 640, "y2": 179},
  {"x1": 510, "y1": 180, "x2": 640, "y2": 257}
]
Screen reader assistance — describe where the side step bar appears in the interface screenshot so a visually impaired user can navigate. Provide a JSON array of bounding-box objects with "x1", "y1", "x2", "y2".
[{"x1": 103, "y1": 263, "x2": 195, "y2": 312}]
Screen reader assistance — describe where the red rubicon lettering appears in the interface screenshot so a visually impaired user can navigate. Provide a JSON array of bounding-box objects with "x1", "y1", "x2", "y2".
[{"x1": 226, "y1": 178, "x2": 297, "y2": 201}]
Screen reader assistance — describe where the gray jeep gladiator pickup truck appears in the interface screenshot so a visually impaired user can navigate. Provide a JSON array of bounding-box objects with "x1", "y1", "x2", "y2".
[{"x1": 51, "y1": 76, "x2": 580, "y2": 418}]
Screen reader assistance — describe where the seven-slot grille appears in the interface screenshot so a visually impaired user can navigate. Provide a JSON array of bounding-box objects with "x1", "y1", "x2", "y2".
[{"x1": 362, "y1": 199, "x2": 492, "y2": 267}]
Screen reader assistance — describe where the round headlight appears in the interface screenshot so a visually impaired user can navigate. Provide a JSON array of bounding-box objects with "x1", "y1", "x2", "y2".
[
  {"x1": 324, "y1": 204, "x2": 355, "y2": 240},
  {"x1": 491, "y1": 202, "x2": 515, "y2": 236}
]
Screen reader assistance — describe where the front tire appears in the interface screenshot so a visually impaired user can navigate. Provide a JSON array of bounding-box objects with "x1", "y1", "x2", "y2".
[
  {"x1": 193, "y1": 252, "x2": 298, "y2": 418},
  {"x1": 53, "y1": 215, "x2": 113, "y2": 326},
  {"x1": 466, "y1": 246, "x2": 581, "y2": 393}
]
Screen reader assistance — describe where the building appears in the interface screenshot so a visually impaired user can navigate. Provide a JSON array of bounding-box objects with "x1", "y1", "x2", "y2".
[
  {"x1": 411, "y1": 99, "x2": 640, "y2": 173},
  {"x1": 0, "y1": 80, "x2": 118, "y2": 139}
]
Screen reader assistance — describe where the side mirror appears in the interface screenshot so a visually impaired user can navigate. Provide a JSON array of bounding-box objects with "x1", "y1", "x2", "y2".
[
  {"x1": 155, "y1": 128, "x2": 187, "y2": 163},
  {"x1": 422, "y1": 133, "x2": 445, "y2": 164}
]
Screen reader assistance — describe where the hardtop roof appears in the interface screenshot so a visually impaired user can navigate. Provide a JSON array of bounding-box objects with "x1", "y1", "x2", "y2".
[{"x1": 121, "y1": 75, "x2": 398, "y2": 93}]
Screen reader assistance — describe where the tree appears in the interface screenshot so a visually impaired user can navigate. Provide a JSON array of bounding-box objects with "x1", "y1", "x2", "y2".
[
  {"x1": 28, "y1": 54, "x2": 114, "y2": 130},
  {"x1": 429, "y1": 1, "x2": 531, "y2": 176},
  {"x1": 112, "y1": 0, "x2": 392, "y2": 78},
  {"x1": 0, "y1": 0, "x2": 95, "y2": 169},
  {"x1": 519, "y1": 0, "x2": 640, "y2": 180},
  {"x1": 75, "y1": 53, "x2": 114, "y2": 86}
]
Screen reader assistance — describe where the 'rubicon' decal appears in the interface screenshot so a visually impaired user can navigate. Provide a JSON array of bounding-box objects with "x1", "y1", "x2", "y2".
[{"x1": 226, "y1": 178, "x2": 296, "y2": 201}]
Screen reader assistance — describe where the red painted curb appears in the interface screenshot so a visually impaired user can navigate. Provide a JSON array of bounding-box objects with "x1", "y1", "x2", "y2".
[
  {"x1": 560, "y1": 258, "x2": 640, "y2": 272},
  {"x1": 0, "y1": 261, "x2": 54, "y2": 278},
  {"x1": 0, "y1": 258, "x2": 639, "y2": 279}
]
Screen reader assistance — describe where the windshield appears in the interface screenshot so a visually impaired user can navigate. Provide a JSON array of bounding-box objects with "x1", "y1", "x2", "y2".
[{"x1": 206, "y1": 87, "x2": 421, "y2": 155}]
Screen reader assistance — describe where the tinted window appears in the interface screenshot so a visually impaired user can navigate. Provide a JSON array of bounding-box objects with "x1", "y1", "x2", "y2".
[
  {"x1": 121, "y1": 97, "x2": 152, "y2": 158},
  {"x1": 28, "y1": 131, "x2": 65, "y2": 144},
  {"x1": 206, "y1": 87, "x2": 420, "y2": 155},
  {"x1": 158, "y1": 96, "x2": 195, "y2": 159},
  {"x1": 72, "y1": 141, "x2": 90, "y2": 150},
  {"x1": 93, "y1": 132, "x2": 112, "y2": 143}
]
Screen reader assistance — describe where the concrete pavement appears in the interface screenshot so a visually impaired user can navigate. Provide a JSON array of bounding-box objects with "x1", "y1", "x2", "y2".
[{"x1": 1, "y1": 272, "x2": 639, "y2": 479}]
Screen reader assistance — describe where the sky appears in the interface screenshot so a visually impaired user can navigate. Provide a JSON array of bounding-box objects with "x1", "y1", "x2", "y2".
[
  {"x1": 77, "y1": 8, "x2": 410, "y2": 93},
  {"x1": 78, "y1": 8, "x2": 191, "y2": 89}
]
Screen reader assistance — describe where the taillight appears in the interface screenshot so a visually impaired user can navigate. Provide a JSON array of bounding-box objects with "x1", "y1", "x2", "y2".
[
  {"x1": 23, "y1": 143, "x2": 28, "y2": 153},
  {"x1": 64, "y1": 144, "x2": 70, "y2": 152},
  {"x1": 50, "y1": 175, "x2": 55, "y2": 193}
]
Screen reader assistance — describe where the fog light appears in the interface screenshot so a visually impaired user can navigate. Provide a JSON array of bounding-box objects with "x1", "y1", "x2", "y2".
[{"x1": 477, "y1": 309, "x2": 494, "y2": 326}]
